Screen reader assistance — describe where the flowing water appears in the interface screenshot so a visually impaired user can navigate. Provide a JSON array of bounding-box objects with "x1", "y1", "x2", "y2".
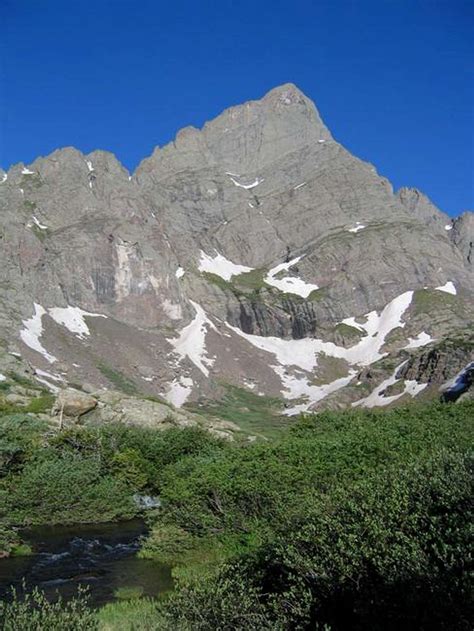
[{"x1": 0, "y1": 519, "x2": 173, "y2": 607}]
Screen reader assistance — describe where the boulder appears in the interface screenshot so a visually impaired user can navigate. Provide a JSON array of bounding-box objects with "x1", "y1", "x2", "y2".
[
  {"x1": 52, "y1": 388, "x2": 97, "y2": 418},
  {"x1": 5, "y1": 393, "x2": 29, "y2": 406}
]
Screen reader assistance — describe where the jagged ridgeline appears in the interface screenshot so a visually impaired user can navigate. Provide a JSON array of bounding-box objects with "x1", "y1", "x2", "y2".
[{"x1": 0, "y1": 84, "x2": 472, "y2": 425}]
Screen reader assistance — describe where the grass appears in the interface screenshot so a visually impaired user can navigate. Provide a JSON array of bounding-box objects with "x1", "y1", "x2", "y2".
[
  {"x1": 202, "y1": 268, "x2": 268, "y2": 297},
  {"x1": 10, "y1": 543, "x2": 33, "y2": 556},
  {"x1": 432, "y1": 332, "x2": 474, "y2": 353},
  {"x1": 334, "y1": 322, "x2": 364, "y2": 338},
  {"x1": 412, "y1": 288, "x2": 458, "y2": 315},
  {"x1": 31, "y1": 224, "x2": 50, "y2": 241},
  {"x1": 187, "y1": 383, "x2": 289, "y2": 438},
  {"x1": 7, "y1": 372, "x2": 42, "y2": 390},
  {"x1": 233, "y1": 268, "x2": 267, "y2": 292},
  {"x1": 307, "y1": 287, "x2": 327, "y2": 301},
  {"x1": 97, "y1": 597, "x2": 161, "y2": 630},
  {"x1": 0, "y1": 394, "x2": 55, "y2": 416},
  {"x1": 24, "y1": 394, "x2": 55, "y2": 414},
  {"x1": 96, "y1": 362, "x2": 140, "y2": 396},
  {"x1": 113, "y1": 586, "x2": 145, "y2": 600},
  {"x1": 311, "y1": 355, "x2": 350, "y2": 385},
  {"x1": 201, "y1": 272, "x2": 235, "y2": 293}
]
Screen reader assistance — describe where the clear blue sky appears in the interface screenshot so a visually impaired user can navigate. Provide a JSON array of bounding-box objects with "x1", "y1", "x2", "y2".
[{"x1": 1, "y1": 0, "x2": 472, "y2": 216}]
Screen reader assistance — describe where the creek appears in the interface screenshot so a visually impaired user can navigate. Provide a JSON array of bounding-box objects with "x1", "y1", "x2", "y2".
[{"x1": 0, "y1": 519, "x2": 173, "y2": 607}]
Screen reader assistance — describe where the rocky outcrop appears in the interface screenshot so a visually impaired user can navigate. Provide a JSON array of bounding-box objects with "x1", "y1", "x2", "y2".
[
  {"x1": 75, "y1": 389, "x2": 240, "y2": 439},
  {"x1": 398, "y1": 335, "x2": 473, "y2": 386},
  {"x1": 440, "y1": 362, "x2": 474, "y2": 402}
]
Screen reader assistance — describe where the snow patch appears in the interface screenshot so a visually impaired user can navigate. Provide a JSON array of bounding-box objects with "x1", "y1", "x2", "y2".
[
  {"x1": 404, "y1": 331, "x2": 434, "y2": 350},
  {"x1": 198, "y1": 250, "x2": 253, "y2": 281},
  {"x1": 34, "y1": 375, "x2": 60, "y2": 393},
  {"x1": 35, "y1": 368, "x2": 64, "y2": 382},
  {"x1": 86, "y1": 160, "x2": 94, "y2": 172},
  {"x1": 22, "y1": 168, "x2": 35, "y2": 175},
  {"x1": 167, "y1": 301, "x2": 218, "y2": 377},
  {"x1": 175, "y1": 267, "x2": 185, "y2": 279},
  {"x1": 348, "y1": 222, "x2": 365, "y2": 233},
  {"x1": 20, "y1": 304, "x2": 57, "y2": 363},
  {"x1": 48, "y1": 306, "x2": 106, "y2": 339},
  {"x1": 404, "y1": 380, "x2": 428, "y2": 397},
  {"x1": 265, "y1": 256, "x2": 319, "y2": 298},
  {"x1": 435, "y1": 281, "x2": 456, "y2": 295},
  {"x1": 0, "y1": 174, "x2": 7, "y2": 183},
  {"x1": 228, "y1": 175, "x2": 262, "y2": 190},
  {"x1": 164, "y1": 376, "x2": 194, "y2": 407},
  {"x1": 227, "y1": 290, "x2": 414, "y2": 369},
  {"x1": 353, "y1": 362, "x2": 427, "y2": 408},
  {"x1": 31, "y1": 215, "x2": 48, "y2": 230},
  {"x1": 277, "y1": 366, "x2": 357, "y2": 416},
  {"x1": 352, "y1": 362, "x2": 408, "y2": 408},
  {"x1": 0, "y1": 373, "x2": 6, "y2": 382},
  {"x1": 445, "y1": 224, "x2": 453, "y2": 231}
]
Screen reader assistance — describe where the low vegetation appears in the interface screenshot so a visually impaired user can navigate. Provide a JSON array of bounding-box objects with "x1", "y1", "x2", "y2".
[
  {"x1": 412, "y1": 287, "x2": 458, "y2": 315},
  {"x1": 0, "y1": 401, "x2": 472, "y2": 629},
  {"x1": 187, "y1": 383, "x2": 288, "y2": 437},
  {"x1": 96, "y1": 361, "x2": 141, "y2": 395}
]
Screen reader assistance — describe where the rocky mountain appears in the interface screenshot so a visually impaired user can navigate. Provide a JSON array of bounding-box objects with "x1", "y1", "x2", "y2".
[{"x1": 0, "y1": 83, "x2": 472, "y2": 425}]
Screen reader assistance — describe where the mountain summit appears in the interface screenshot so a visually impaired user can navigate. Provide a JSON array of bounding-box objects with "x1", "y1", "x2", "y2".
[{"x1": 0, "y1": 85, "x2": 472, "y2": 422}]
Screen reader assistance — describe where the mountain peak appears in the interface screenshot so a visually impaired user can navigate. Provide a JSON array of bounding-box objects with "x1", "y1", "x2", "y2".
[
  {"x1": 0, "y1": 86, "x2": 472, "y2": 417},
  {"x1": 261, "y1": 82, "x2": 309, "y2": 104}
]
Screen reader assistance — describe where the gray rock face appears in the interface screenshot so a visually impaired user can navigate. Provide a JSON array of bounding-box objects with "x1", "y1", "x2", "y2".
[
  {"x1": 0, "y1": 83, "x2": 472, "y2": 418},
  {"x1": 451, "y1": 212, "x2": 474, "y2": 268},
  {"x1": 397, "y1": 187, "x2": 451, "y2": 234}
]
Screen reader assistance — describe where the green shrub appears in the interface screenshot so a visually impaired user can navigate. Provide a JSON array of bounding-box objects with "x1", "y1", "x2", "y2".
[
  {"x1": 0, "y1": 414, "x2": 50, "y2": 477},
  {"x1": 155, "y1": 450, "x2": 473, "y2": 630},
  {"x1": 111, "y1": 448, "x2": 149, "y2": 490},
  {"x1": 0, "y1": 402, "x2": 471, "y2": 630},
  {"x1": 3, "y1": 456, "x2": 135, "y2": 525},
  {"x1": 139, "y1": 524, "x2": 194, "y2": 563},
  {"x1": 0, "y1": 524, "x2": 21, "y2": 557},
  {"x1": 0, "y1": 586, "x2": 97, "y2": 631}
]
